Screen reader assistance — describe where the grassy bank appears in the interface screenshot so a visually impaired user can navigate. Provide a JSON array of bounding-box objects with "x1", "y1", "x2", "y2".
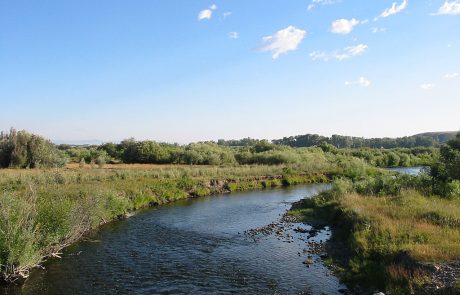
[
  {"x1": 1, "y1": 159, "x2": 377, "y2": 284},
  {"x1": 289, "y1": 175, "x2": 460, "y2": 294}
]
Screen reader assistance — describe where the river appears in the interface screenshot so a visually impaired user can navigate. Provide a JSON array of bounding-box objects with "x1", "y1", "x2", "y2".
[
  {"x1": 6, "y1": 184, "x2": 349, "y2": 295},
  {"x1": 386, "y1": 166, "x2": 425, "y2": 175}
]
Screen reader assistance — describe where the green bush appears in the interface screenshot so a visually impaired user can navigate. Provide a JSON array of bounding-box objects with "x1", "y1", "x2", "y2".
[{"x1": 0, "y1": 129, "x2": 68, "y2": 168}]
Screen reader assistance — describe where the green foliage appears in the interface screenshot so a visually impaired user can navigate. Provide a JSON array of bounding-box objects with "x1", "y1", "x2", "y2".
[
  {"x1": 95, "y1": 155, "x2": 106, "y2": 168},
  {"x1": 347, "y1": 147, "x2": 437, "y2": 168},
  {"x1": 192, "y1": 186, "x2": 211, "y2": 197},
  {"x1": 274, "y1": 132, "x2": 455, "y2": 149},
  {"x1": 28, "y1": 130, "x2": 436, "y2": 170},
  {"x1": 0, "y1": 128, "x2": 68, "y2": 168},
  {"x1": 0, "y1": 189, "x2": 41, "y2": 280},
  {"x1": 65, "y1": 147, "x2": 108, "y2": 165},
  {"x1": 217, "y1": 137, "x2": 263, "y2": 147},
  {"x1": 181, "y1": 143, "x2": 237, "y2": 165},
  {"x1": 430, "y1": 132, "x2": 460, "y2": 198}
]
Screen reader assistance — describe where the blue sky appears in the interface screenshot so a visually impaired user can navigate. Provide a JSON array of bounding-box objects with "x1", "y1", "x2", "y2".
[{"x1": 1, "y1": 0, "x2": 459, "y2": 143}]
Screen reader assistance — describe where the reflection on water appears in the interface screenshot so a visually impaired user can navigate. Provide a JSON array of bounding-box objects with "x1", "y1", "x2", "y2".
[{"x1": 4, "y1": 184, "x2": 349, "y2": 295}]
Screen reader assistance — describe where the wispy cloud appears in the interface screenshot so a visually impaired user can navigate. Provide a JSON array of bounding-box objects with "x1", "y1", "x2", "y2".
[
  {"x1": 330, "y1": 18, "x2": 361, "y2": 34},
  {"x1": 375, "y1": 0, "x2": 408, "y2": 20},
  {"x1": 308, "y1": 0, "x2": 341, "y2": 11},
  {"x1": 310, "y1": 44, "x2": 368, "y2": 61},
  {"x1": 198, "y1": 4, "x2": 217, "y2": 21},
  {"x1": 444, "y1": 72, "x2": 459, "y2": 79},
  {"x1": 345, "y1": 77, "x2": 371, "y2": 87},
  {"x1": 371, "y1": 27, "x2": 386, "y2": 33},
  {"x1": 433, "y1": 1, "x2": 460, "y2": 15},
  {"x1": 223, "y1": 11, "x2": 232, "y2": 19},
  {"x1": 420, "y1": 83, "x2": 435, "y2": 90},
  {"x1": 259, "y1": 26, "x2": 307, "y2": 59},
  {"x1": 228, "y1": 32, "x2": 239, "y2": 39}
]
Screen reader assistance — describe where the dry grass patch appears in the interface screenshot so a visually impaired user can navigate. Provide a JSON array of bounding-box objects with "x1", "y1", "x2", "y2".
[{"x1": 340, "y1": 190, "x2": 460, "y2": 262}]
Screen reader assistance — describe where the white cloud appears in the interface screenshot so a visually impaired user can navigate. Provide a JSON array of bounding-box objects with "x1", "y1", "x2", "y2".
[
  {"x1": 198, "y1": 9, "x2": 212, "y2": 20},
  {"x1": 376, "y1": 0, "x2": 408, "y2": 19},
  {"x1": 228, "y1": 32, "x2": 239, "y2": 39},
  {"x1": 371, "y1": 27, "x2": 386, "y2": 33},
  {"x1": 310, "y1": 44, "x2": 368, "y2": 61},
  {"x1": 420, "y1": 83, "x2": 435, "y2": 90},
  {"x1": 434, "y1": 1, "x2": 460, "y2": 15},
  {"x1": 308, "y1": 0, "x2": 341, "y2": 11},
  {"x1": 223, "y1": 11, "x2": 232, "y2": 19},
  {"x1": 330, "y1": 18, "x2": 361, "y2": 34},
  {"x1": 259, "y1": 26, "x2": 307, "y2": 59},
  {"x1": 345, "y1": 77, "x2": 371, "y2": 87},
  {"x1": 347, "y1": 44, "x2": 368, "y2": 55},
  {"x1": 444, "y1": 72, "x2": 459, "y2": 79},
  {"x1": 198, "y1": 4, "x2": 217, "y2": 21},
  {"x1": 309, "y1": 51, "x2": 329, "y2": 61}
]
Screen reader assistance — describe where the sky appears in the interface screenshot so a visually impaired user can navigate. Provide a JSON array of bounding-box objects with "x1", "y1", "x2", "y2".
[{"x1": 1, "y1": 0, "x2": 459, "y2": 143}]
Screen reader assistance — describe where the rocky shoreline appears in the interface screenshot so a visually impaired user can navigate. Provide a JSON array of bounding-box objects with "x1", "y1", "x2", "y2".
[{"x1": 243, "y1": 211, "x2": 349, "y2": 294}]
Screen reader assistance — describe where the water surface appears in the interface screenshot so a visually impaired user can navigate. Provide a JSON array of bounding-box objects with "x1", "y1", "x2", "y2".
[{"x1": 386, "y1": 166, "x2": 426, "y2": 175}]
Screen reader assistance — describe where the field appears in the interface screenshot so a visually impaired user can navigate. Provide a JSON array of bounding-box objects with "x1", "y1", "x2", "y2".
[{"x1": 65, "y1": 163, "x2": 189, "y2": 170}]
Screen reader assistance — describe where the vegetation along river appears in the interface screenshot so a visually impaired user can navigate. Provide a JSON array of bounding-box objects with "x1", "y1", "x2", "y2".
[{"x1": 3, "y1": 184, "x2": 355, "y2": 295}]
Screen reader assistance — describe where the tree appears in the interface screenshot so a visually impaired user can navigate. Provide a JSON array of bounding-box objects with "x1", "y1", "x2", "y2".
[
  {"x1": 430, "y1": 132, "x2": 460, "y2": 197},
  {"x1": 0, "y1": 128, "x2": 68, "y2": 168},
  {"x1": 440, "y1": 133, "x2": 460, "y2": 180}
]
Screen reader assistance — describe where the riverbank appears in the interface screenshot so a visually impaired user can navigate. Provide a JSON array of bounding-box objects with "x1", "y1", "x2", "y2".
[
  {"x1": 288, "y1": 175, "x2": 460, "y2": 294},
  {"x1": 2, "y1": 162, "x2": 367, "y2": 285}
]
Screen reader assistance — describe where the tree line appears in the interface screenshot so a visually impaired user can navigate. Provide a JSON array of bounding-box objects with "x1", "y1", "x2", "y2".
[
  {"x1": 271, "y1": 132, "x2": 455, "y2": 149},
  {"x1": 62, "y1": 139, "x2": 437, "y2": 168},
  {"x1": 0, "y1": 128, "x2": 446, "y2": 169}
]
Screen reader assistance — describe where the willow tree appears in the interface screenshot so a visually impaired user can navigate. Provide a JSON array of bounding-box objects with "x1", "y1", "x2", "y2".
[{"x1": 0, "y1": 128, "x2": 68, "y2": 168}]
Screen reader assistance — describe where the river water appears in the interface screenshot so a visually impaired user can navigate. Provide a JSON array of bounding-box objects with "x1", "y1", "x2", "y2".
[
  {"x1": 386, "y1": 166, "x2": 425, "y2": 175},
  {"x1": 8, "y1": 184, "x2": 349, "y2": 295}
]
